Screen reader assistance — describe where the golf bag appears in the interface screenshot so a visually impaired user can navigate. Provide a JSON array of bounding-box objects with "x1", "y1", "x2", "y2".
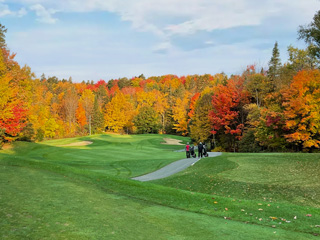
[
  {"x1": 190, "y1": 146, "x2": 197, "y2": 158},
  {"x1": 203, "y1": 145, "x2": 209, "y2": 157}
]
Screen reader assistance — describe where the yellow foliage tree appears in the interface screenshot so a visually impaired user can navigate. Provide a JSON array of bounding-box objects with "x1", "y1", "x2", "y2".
[
  {"x1": 104, "y1": 91, "x2": 135, "y2": 133},
  {"x1": 172, "y1": 92, "x2": 191, "y2": 136}
]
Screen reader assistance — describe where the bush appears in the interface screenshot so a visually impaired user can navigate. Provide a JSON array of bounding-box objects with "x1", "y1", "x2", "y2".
[
  {"x1": 238, "y1": 130, "x2": 262, "y2": 152},
  {"x1": 211, "y1": 146, "x2": 226, "y2": 152},
  {"x1": 35, "y1": 129, "x2": 45, "y2": 142}
]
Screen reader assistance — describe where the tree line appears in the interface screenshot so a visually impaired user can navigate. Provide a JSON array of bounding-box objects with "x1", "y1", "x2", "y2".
[{"x1": 1, "y1": 10, "x2": 320, "y2": 152}]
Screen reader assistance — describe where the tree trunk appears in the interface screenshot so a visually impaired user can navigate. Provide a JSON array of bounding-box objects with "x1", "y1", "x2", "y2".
[{"x1": 89, "y1": 115, "x2": 92, "y2": 135}]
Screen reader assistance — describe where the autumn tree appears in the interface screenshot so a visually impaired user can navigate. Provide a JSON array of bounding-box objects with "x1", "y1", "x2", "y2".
[
  {"x1": 64, "y1": 86, "x2": 78, "y2": 133},
  {"x1": 94, "y1": 80, "x2": 109, "y2": 108},
  {"x1": 79, "y1": 89, "x2": 94, "y2": 135},
  {"x1": 0, "y1": 49, "x2": 28, "y2": 146},
  {"x1": 188, "y1": 92, "x2": 200, "y2": 121},
  {"x1": 76, "y1": 101, "x2": 87, "y2": 131},
  {"x1": 209, "y1": 77, "x2": 250, "y2": 151},
  {"x1": 153, "y1": 90, "x2": 169, "y2": 133},
  {"x1": 172, "y1": 92, "x2": 191, "y2": 136},
  {"x1": 282, "y1": 70, "x2": 320, "y2": 150},
  {"x1": 136, "y1": 90, "x2": 156, "y2": 108},
  {"x1": 243, "y1": 65, "x2": 268, "y2": 108},
  {"x1": 104, "y1": 91, "x2": 135, "y2": 133}
]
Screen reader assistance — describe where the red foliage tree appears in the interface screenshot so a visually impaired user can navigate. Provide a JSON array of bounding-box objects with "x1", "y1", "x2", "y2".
[{"x1": 209, "y1": 76, "x2": 250, "y2": 141}]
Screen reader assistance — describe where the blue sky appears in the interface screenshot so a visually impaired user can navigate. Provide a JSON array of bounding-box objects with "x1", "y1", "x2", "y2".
[{"x1": 0, "y1": 0, "x2": 319, "y2": 82}]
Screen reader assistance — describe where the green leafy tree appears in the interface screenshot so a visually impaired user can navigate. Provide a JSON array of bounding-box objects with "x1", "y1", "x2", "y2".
[
  {"x1": 238, "y1": 130, "x2": 261, "y2": 152},
  {"x1": 298, "y1": 10, "x2": 320, "y2": 59},
  {"x1": 287, "y1": 45, "x2": 319, "y2": 71},
  {"x1": 254, "y1": 98, "x2": 288, "y2": 151},
  {"x1": 19, "y1": 122, "x2": 35, "y2": 142},
  {"x1": 190, "y1": 91, "x2": 214, "y2": 145},
  {"x1": 241, "y1": 103, "x2": 262, "y2": 152},
  {"x1": 92, "y1": 96, "x2": 104, "y2": 134},
  {"x1": 133, "y1": 105, "x2": 160, "y2": 134}
]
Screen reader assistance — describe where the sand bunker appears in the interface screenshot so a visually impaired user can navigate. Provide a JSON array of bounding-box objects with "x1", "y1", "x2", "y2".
[
  {"x1": 60, "y1": 141, "x2": 93, "y2": 147},
  {"x1": 1, "y1": 144, "x2": 12, "y2": 150},
  {"x1": 162, "y1": 138, "x2": 184, "y2": 145}
]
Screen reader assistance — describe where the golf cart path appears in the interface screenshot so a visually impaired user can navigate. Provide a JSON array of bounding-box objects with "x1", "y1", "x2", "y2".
[{"x1": 132, "y1": 152, "x2": 222, "y2": 182}]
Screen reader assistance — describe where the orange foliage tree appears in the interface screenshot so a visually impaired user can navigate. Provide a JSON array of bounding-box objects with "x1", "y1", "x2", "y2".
[{"x1": 282, "y1": 69, "x2": 320, "y2": 149}]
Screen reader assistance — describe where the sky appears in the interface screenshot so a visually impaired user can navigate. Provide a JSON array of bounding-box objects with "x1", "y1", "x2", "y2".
[{"x1": 0, "y1": 0, "x2": 319, "y2": 82}]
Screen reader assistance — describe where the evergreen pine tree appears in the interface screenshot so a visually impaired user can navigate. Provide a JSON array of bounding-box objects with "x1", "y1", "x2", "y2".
[
  {"x1": 0, "y1": 23, "x2": 7, "y2": 48},
  {"x1": 267, "y1": 41, "x2": 281, "y2": 91},
  {"x1": 92, "y1": 96, "x2": 104, "y2": 134}
]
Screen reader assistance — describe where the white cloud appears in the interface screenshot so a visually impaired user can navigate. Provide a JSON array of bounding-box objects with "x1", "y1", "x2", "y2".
[
  {"x1": 205, "y1": 40, "x2": 214, "y2": 45},
  {"x1": 30, "y1": 4, "x2": 57, "y2": 24},
  {"x1": 8, "y1": 0, "x2": 320, "y2": 34},
  {"x1": 0, "y1": 3, "x2": 11, "y2": 17},
  {"x1": 0, "y1": 3, "x2": 26, "y2": 17},
  {"x1": 153, "y1": 41, "x2": 173, "y2": 54},
  {"x1": 17, "y1": 8, "x2": 27, "y2": 17}
]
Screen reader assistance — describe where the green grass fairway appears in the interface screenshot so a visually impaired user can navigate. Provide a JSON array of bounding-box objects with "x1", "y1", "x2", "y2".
[{"x1": 1, "y1": 134, "x2": 319, "y2": 239}]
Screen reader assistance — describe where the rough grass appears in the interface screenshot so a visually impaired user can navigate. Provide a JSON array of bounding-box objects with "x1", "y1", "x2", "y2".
[{"x1": 1, "y1": 134, "x2": 319, "y2": 239}]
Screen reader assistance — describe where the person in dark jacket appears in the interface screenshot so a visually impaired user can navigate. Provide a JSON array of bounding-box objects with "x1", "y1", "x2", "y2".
[{"x1": 198, "y1": 142, "x2": 203, "y2": 158}]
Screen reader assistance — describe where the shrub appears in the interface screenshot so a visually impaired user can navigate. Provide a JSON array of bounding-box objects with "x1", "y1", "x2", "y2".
[
  {"x1": 238, "y1": 130, "x2": 262, "y2": 152},
  {"x1": 211, "y1": 146, "x2": 226, "y2": 152}
]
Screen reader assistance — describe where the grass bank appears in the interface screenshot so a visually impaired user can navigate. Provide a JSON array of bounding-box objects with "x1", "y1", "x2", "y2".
[{"x1": 1, "y1": 134, "x2": 319, "y2": 239}]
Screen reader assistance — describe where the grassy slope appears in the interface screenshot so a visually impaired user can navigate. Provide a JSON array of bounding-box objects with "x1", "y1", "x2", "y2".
[
  {"x1": 0, "y1": 134, "x2": 319, "y2": 239},
  {"x1": 154, "y1": 153, "x2": 320, "y2": 207},
  {"x1": 154, "y1": 153, "x2": 320, "y2": 235}
]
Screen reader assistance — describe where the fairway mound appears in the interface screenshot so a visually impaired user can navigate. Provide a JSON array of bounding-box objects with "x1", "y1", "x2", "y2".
[
  {"x1": 60, "y1": 141, "x2": 93, "y2": 147},
  {"x1": 162, "y1": 138, "x2": 184, "y2": 145}
]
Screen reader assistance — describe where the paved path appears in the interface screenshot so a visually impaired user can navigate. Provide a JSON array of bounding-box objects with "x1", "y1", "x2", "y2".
[{"x1": 132, "y1": 152, "x2": 222, "y2": 182}]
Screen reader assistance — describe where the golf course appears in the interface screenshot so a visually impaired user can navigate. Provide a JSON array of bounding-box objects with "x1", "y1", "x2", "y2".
[{"x1": 1, "y1": 134, "x2": 320, "y2": 239}]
